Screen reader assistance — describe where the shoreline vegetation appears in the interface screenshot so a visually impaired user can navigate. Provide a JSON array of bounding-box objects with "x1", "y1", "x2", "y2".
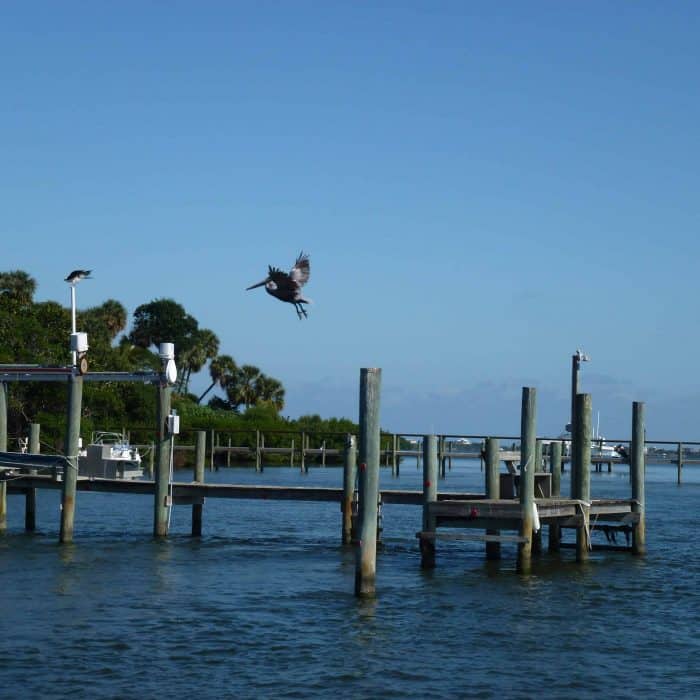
[{"x1": 0, "y1": 270, "x2": 366, "y2": 453}]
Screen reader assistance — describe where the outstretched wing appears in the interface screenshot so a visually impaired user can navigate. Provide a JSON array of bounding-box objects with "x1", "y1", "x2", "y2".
[{"x1": 289, "y1": 252, "x2": 310, "y2": 287}]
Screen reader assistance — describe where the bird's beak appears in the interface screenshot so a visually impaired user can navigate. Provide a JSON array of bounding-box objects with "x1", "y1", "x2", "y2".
[{"x1": 246, "y1": 278, "x2": 268, "y2": 291}]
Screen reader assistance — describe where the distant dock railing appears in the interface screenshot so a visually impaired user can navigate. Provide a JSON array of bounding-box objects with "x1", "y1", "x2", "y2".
[{"x1": 92, "y1": 428, "x2": 700, "y2": 484}]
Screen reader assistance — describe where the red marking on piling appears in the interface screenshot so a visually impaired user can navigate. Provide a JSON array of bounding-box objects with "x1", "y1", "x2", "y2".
[
  {"x1": 470, "y1": 507, "x2": 479, "y2": 518},
  {"x1": 360, "y1": 463, "x2": 367, "y2": 472},
  {"x1": 424, "y1": 480, "x2": 431, "y2": 487}
]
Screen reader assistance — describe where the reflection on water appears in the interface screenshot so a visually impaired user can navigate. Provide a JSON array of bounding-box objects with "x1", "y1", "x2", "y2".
[{"x1": 1, "y1": 461, "x2": 700, "y2": 699}]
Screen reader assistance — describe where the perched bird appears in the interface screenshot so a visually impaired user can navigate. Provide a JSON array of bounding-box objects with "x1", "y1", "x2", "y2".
[
  {"x1": 65, "y1": 269, "x2": 92, "y2": 284},
  {"x1": 246, "y1": 252, "x2": 311, "y2": 319}
]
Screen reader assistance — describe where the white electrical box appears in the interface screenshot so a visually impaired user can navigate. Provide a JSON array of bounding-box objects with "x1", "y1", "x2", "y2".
[
  {"x1": 167, "y1": 413, "x2": 180, "y2": 434},
  {"x1": 70, "y1": 332, "x2": 89, "y2": 353}
]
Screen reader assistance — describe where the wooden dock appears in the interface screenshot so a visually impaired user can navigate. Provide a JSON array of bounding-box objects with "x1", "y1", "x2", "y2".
[
  {"x1": 4, "y1": 472, "x2": 482, "y2": 506},
  {"x1": 0, "y1": 365, "x2": 652, "y2": 598}
]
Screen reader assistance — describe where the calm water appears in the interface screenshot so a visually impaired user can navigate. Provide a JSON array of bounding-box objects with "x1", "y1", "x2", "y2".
[{"x1": 2, "y1": 461, "x2": 700, "y2": 699}]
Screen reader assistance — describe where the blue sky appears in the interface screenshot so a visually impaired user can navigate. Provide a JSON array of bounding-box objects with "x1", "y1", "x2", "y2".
[{"x1": 3, "y1": 1, "x2": 699, "y2": 440}]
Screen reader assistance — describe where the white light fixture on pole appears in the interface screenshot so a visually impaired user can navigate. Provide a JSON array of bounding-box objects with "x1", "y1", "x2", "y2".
[{"x1": 65, "y1": 269, "x2": 92, "y2": 371}]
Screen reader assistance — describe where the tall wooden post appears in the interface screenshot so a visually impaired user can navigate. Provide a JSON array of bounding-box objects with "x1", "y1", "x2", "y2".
[
  {"x1": 438, "y1": 436, "x2": 446, "y2": 479},
  {"x1": 631, "y1": 401, "x2": 646, "y2": 555},
  {"x1": 25, "y1": 423, "x2": 40, "y2": 532},
  {"x1": 255, "y1": 430, "x2": 261, "y2": 471},
  {"x1": 574, "y1": 393, "x2": 592, "y2": 562},
  {"x1": 0, "y1": 382, "x2": 6, "y2": 452},
  {"x1": 517, "y1": 387, "x2": 536, "y2": 574},
  {"x1": 147, "y1": 441, "x2": 154, "y2": 477},
  {"x1": 153, "y1": 382, "x2": 172, "y2": 538},
  {"x1": 535, "y1": 439, "x2": 543, "y2": 473},
  {"x1": 59, "y1": 374, "x2": 83, "y2": 543},
  {"x1": 532, "y1": 438, "x2": 544, "y2": 555},
  {"x1": 548, "y1": 440, "x2": 562, "y2": 552},
  {"x1": 192, "y1": 430, "x2": 206, "y2": 536},
  {"x1": 419, "y1": 434, "x2": 438, "y2": 568},
  {"x1": 0, "y1": 382, "x2": 7, "y2": 533},
  {"x1": 677, "y1": 441, "x2": 683, "y2": 485},
  {"x1": 391, "y1": 434, "x2": 398, "y2": 477},
  {"x1": 485, "y1": 437, "x2": 501, "y2": 560},
  {"x1": 342, "y1": 434, "x2": 357, "y2": 545},
  {"x1": 300, "y1": 432, "x2": 306, "y2": 473},
  {"x1": 355, "y1": 368, "x2": 381, "y2": 597}
]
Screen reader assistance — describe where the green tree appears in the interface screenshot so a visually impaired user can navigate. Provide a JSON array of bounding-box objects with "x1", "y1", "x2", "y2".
[
  {"x1": 226, "y1": 364, "x2": 261, "y2": 411},
  {"x1": 177, "y1": 327, "x2": 220, "y2": 394},
  {"x1": 0, "y1": 270, "x2": 36, "y2": 308},
  {"x1": 198, "y1": 354, "x2": 238, "y2": 404},
  {"x1": 254, "y1": 374, "x2": 285, "y2": 412},
  {"x1": 129, "y1": 298, "x2": 198, "y2": 360}
]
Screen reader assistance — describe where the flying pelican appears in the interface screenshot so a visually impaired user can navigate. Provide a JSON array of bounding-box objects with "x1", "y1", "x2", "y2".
[
  {"x1": 64, "y1": 269, "x2": 92, "y2": 284},
  {"x1": 246, "y1": 252, "x2": 311, "y2": 319}
]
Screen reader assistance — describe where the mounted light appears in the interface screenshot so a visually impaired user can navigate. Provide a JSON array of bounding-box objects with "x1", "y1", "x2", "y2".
[{"x1": 165, "y1": 360, "x2": 177, "y2": 385}]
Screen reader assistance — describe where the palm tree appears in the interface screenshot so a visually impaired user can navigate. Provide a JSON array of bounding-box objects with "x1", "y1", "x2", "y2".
[
  {"x1": 197, "y1": 354, "x2": 238, "y2": 404},
  {"x1": 254, "y1": 374, "x2": 285, "y2": 412},
  {"x1": 99, "y1": 299, "x2": 128, "y2": 339},
  {"x1": 177, "y1": 328, "x2": 220, "y2": 394},
  {"x1": 226, "y1": 364, "x2": 261, "y2": 410}
]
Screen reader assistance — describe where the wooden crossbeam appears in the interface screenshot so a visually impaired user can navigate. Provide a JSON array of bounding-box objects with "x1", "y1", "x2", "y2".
[{"x1": 417, "y1": 531, "x2": 529, "y2": 544}]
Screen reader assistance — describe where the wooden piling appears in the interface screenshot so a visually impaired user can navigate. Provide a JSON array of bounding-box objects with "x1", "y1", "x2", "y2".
[
  {"x1": 153, "y1": 383, "x2": 172, "y2": 538},
  {"x1": 532, "y1": 438, "x2": 544, "y2": 555},
  {"x1": 25, "y1": 423, "x2": 40, "y2": 532},
  {"x1": 0, "y1": 382, "x2": 6, "y2": 533},
  {"x1": 419, "y1": 434, "x2": 438, "y2": 568},
  {"x1": 301, "y1": 432, "x2": 306, "y2": 473},
  {"x1": 342, "y1": 434, "x2": 357, "y2": 545},
  {"x1": 676, "y1": 441, "x2": 683, "y2": 485},
  {"x1": 255, "y1": 430, "x2": 262, "y2": 472},
  {"x1": 355, "y1": 368, "x2": 381, "y2": 597},
  {"x1": 484, "y1": 437, "x2": 500, "y2": 560},
  {"x1": 548, "y1": 440, "x2": 562, "y2": 552},
  {"x1": 59, "y1": 374, "x2": 83, "y2": 543},
  {"x1": 192, "y1": 430, "x2": 206, "y2": 536},
  {"x1": 439, "y1": 436, "x2": 446, "y2": 478},
  {"x1": 517, "y1": 387, "x2": 536, "y2": 574},
  {"x1": 573, "y1": 393, "x2": 592, "y2": 562},
  {"x1": 631, "y1": 401, "x2": 646, "y2": 555}
]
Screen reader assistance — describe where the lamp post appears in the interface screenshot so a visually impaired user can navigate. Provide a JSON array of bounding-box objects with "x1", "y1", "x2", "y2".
[
  {"x1": 65, "y1": 270, "x2": 91, "y2": 372},
  {"x1": 69, "y1": 284, "x2": 77, "y2": 367}
]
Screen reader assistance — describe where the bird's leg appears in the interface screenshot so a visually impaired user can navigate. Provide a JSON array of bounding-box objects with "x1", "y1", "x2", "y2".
[
  {"x1": 295, "y1": 304, "x2": 303, "y2": 320},
  {"x1": 299, "y1": 304, "x2": 307, "y2": 319}
]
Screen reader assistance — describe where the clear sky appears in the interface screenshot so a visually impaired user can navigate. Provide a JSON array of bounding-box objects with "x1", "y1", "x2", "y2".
[{"x1": 3, "y1": 1, "x2": 699, "y2": 440}]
